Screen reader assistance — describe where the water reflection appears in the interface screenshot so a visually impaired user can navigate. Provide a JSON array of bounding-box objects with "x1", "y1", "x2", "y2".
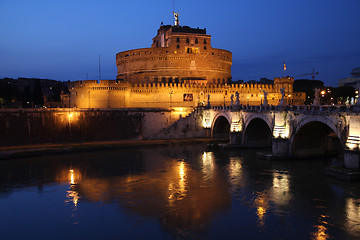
[
  {"x1": 201, "y1": 152, "x2": 215, "y2": 182},
  {"x1": 168, "y1": 161, "x2": 188, "y2": 206},
  {"x1": 66, "y1": 169, "x2": 79, "y2": 207},
  {"x1": 254, "y1": 192, "x2": 268, "y2": 226},
  {"x1": 346, "y1": 198, "x2": 360, "y2": 237},
  {"x1": 227, "y1": 157, "x2": 243, "y2": 190},
  {"x1": 271, "y1": 171, "x2": 291, "y2": 206},
  {"x1": 57, "y1": 152, "x2": 231, "y2": 236},
  {"x1": 1, "y1": 147, "x2": 360, "y2": 239},
  {"x1": 311, "y1": 215, "x2": 330, "y2": 240}
]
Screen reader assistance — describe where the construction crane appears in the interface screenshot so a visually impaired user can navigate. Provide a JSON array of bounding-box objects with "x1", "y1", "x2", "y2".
[{"x1": 295, "y1": 69, "x2": 319, "y2": 80}]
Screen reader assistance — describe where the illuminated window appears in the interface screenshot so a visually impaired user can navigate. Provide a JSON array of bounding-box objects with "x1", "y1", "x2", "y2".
[{"x1": 186, "y1": 47, "x2": 199, "y2": 54}]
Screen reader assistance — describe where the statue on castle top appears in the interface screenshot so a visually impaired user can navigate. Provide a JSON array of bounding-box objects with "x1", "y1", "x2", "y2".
[
  {"x1": 173, "y1": 12, "x2": 180, "y2": 26},
  {"x1": 235, "y1": 91, "x2": 240, "y2": 106},
  {"x1": 263, "y1": 90, "x2": 268, "y2": 106},
  {"x1": 313, "y1": 88, "x2": 320, "y2": 106},
  {"x1": 230, "y1": 94, "x2": 234, "y2": 106}
]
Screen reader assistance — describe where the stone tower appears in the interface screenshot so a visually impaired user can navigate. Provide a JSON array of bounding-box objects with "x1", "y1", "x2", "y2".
[{"x1": 116, "y1": 20, "x2": 232, "y2": 85}]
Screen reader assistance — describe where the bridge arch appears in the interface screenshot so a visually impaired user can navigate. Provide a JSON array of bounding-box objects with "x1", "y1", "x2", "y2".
[
  {"x1": 242, "y1": 116, "x2": 273, "y2": 147},
  {"x1": 290, "y1": 118, "x2": 345, "y2": 158},
  {"x1": 212, "y1": 113, "x2": 231, "y2": 139}
]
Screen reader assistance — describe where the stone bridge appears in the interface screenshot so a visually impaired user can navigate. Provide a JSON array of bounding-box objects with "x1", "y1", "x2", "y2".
[{"x1": 202, "y1": 105, "x2": 360, "y2": 170}]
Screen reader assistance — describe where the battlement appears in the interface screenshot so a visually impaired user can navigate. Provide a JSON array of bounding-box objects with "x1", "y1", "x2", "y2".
[{"x1": 69, "y1": 80, "x2": 277, "y2": 91}]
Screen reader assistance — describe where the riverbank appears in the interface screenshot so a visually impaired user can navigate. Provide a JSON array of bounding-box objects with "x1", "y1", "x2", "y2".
[{"x1": 0, "y1": 139, "x2": 217, "y2": 160}]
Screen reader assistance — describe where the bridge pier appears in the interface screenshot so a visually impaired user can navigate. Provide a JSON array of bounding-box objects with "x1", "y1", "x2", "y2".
[
  {"x1": 229, "y1": 132, "x2": 242, "y2": 145},
  {"x1": 344, "y1": 150, "x2": 360, "y2": 170},
  {"x1": 272, "y1": 138, "x2": 290, "y2": 157}
]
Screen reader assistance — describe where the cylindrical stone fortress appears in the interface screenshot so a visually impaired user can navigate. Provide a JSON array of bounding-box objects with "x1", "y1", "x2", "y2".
[{"x1": 116, "y1": 25, "x2": 232, "y2": 85}]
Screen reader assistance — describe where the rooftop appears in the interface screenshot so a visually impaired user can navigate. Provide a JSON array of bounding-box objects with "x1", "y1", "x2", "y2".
[{"x1": 157, "y1": 25, "x2": 207, "y2": 35}]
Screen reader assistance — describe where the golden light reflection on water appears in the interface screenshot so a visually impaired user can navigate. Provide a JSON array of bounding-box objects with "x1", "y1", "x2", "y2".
[
  {"x1": 253, "y1": 171, "x2": 290, "y2": 227},
  {"x1": 345, "y1": 198, "x2": 360, "y2": 236},
  {"x1": 65, "y1": 169, "x2": 80, "y2": 207},
  {"x1": 202, "y1": 152, "x2": 215, "y2": 181},
  {"x1": 311, "y1": 215, "x2": 330, "y2": 240},
  {"x1": 227, "y1": 157, "x2": 243, "y2": 189},
  {"x1": 254, "y1": 192, "x2": 268, "y2": 226},
  {"x1": 271, "y1": 172, "x2": 291, "y2": 206},
  {"x1": 67, "y1": 185, "x2": 79, "y2": 207},
  {"x1": 168, "y1": 161, "x2": 188, "y2": 206}
]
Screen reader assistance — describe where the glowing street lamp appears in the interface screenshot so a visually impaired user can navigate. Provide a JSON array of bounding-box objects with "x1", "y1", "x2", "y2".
[{"x1": 321, "y1": 90, "x2": 325, "y2": 97}]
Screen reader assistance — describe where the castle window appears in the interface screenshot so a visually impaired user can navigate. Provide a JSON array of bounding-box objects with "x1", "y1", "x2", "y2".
[
  {"x1": 204, "y1": 46, "x2": 207, "y2": 50},
  {"x1": 204, "y1": 39, "x2": 207, "y2": 44},
  {"x1": 186, "y1": 47, "x2": 199, "y2": 54},
  {"x1": 177, "y1": 44, "x2": 180, "y2": 49},
  {"x1": 186, "y1": 38, "x2": 189, "y2": 43},
  {"x1": 195, "y1": 38, "x2": 198, "y2": 44},
  {"x1": 177, "y1": 37, "x2": 180, "y2": 42}
]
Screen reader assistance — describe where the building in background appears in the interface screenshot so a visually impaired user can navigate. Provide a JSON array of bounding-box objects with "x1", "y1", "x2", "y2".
[
  {"x1": 0, "y1": 78, "x2": 67, "y2": 108},
  {"x1": 338, "y1": 67, "x2": 360, "y2": 88}
]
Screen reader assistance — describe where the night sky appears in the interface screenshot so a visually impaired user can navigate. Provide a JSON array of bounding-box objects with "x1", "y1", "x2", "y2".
[{"x1": 1, "y1": 0, "x2": 359, "y2": 86}]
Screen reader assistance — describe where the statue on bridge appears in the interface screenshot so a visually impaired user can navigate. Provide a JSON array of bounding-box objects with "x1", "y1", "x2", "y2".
[
  {"x1": 230, "y1": 94, "x2": 234, "y2": 106},
  {"x1": 279, "y1": 88, "x2": 286, "y2": 106},
  {"x1": 313, "y1": 88, "x2": 320, "y2": 106},
  {"x1": 206, "y1": 94, "x2": 211, "y2": 107},
  {"x1": 235, "y1": 91, "x2": 240, "y2": 106},
  {"x1": 263, "y1": 90, "x2": 268, "y2": 106}
]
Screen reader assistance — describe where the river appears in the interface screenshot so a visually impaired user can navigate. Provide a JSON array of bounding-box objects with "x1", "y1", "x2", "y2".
[{"x1": 0, "y1": 144, "x2": 359, "y2": 239}]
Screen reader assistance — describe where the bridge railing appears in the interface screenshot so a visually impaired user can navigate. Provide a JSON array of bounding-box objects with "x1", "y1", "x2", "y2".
[
  {"x1": 208, "y1": 104, "x2": 277, "y2": 112},
  {"x1": 290, "y1": 105, "x2": 352, "y2": 113},
  {"x1": 207, "y1": 104, "x2": 357, "y2": 113}
]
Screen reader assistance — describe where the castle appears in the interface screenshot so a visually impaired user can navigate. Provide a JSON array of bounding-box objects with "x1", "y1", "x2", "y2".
[{"x1": 68, "y1": 15, "x2": 305, "y2": 108}]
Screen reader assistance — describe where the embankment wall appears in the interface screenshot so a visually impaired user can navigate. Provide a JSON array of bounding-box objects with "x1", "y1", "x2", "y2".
[{"x1": 0, "y1": 108, "x2": 201, "y2": 147}]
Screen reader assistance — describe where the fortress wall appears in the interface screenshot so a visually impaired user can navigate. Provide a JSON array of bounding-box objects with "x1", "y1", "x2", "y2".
[
  {"x1": 69, "y1": 81, "x2": 305, "y2": 108},
  {"x1": 0, "y1": 108, "x2": 194, "y2": 147},
  {"x1": 116, "y1": 47, "x2": 232, "y2": 83}
]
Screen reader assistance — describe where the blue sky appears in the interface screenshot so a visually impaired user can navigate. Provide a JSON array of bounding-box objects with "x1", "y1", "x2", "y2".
[{"x1": 1, "y1": 0, "x2": 359, "y2": 86}]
